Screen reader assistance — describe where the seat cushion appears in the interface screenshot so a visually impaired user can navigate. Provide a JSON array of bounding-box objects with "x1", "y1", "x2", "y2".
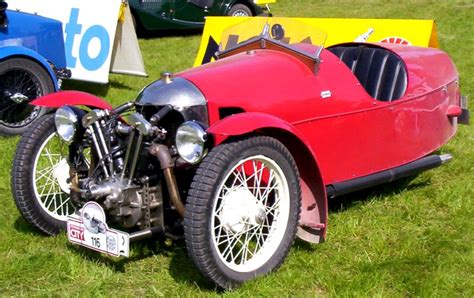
[{"x1": 328, "y1": 45, "x2": 407, "y2": 101}]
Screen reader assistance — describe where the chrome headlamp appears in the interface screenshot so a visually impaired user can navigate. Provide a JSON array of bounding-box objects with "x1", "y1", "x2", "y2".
[
  {"x1": 176, "y1": 121, "x2": 207, "y2": 164},
  {"x1": 54, "y1": 106, "x2": 78, "y2": 143}
]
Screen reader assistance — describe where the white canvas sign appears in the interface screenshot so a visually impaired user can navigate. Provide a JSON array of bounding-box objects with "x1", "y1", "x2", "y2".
[{"x1": 8, "y1": 0, "x2": 122, "y2": 83}]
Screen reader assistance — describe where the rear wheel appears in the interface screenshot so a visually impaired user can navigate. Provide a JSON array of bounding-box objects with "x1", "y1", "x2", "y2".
[
  {"x1": 12, "y1": 114, "x2": 75, "y2": 235},
  {"x1": 228, "y1": 4, "x2": 253, "y2": 17},
  {"x1": 184, "y1": 136, "x2": 301, "y2": 289},
  {"x1": 0, "y1": 58, "x2": 53, "y2": 135}
]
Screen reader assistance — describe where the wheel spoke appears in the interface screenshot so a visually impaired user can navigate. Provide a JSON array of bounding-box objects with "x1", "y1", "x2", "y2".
[
  {"x1": 53, "y1": 197, "x2": 71, "y2": 214},
  {"x1": 222, "y1": 231, "x2": 244, "y2": 261},
  {"x1": 260, "y1": 171, "x2": 276, "y2": 206},
  {"x1": 38, "y1": 173, "x2": 58, "y2": 196},
  {"x1": 211, "y1": 153, "x2": 291, "y2": 273},
  {"x1": 34, "y1": 165, "x2": 56, "y2": 182},
  {"x1": 43, "y1": 148, "x2": 59, "y2": 166},
  {"x1": 266, "y1": 200, "x2": 281, "y2": 216}
]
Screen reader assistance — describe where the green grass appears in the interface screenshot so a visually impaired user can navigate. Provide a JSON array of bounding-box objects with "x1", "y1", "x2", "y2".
[{"x1": 1, "y1": 0, "x2": 473, "y2": 296}]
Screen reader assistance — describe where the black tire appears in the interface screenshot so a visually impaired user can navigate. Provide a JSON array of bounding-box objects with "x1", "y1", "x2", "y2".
[
  {"x1": 228, "y1": 4, "x2": 253, "y2": 16},
  {"x1": 12, "y1": 114, "x2": 74, "y2": 235},
  {"x1": 184, "y1": 136, "x2": 301, "y2": 289},
  {"x1": 0, "y1": 58, "x2": 54, "y2": 136}
]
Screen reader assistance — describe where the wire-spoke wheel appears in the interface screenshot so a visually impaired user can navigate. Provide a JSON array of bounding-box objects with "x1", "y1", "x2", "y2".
[
  {"x1": 184, "y1": 136, "x2": 301, "y2": 289},
  {"x1": 0, "y1": 58, "x2": 53, "y2": 135},
  {"x1": 12, "y1": 114, "x2": 75, "y2": 235}
]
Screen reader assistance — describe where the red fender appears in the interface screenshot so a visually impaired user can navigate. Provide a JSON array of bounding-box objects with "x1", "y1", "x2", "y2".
[
  {"x1": 208, "y1": 112, "x2": 328, "y2": 243},
  {"x1": 31, "y1": 91, "x2": 113, "y2": 110},
  {"x1": 209, "y1": 112, "x2": 298, "y2": 137}
]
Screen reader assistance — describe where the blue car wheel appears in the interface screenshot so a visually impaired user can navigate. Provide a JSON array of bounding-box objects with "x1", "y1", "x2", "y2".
[{"x1": 0, "y1": 58, "x2": 53, "y2": 135}]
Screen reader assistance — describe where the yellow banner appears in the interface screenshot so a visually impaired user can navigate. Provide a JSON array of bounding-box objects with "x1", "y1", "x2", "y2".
[
  {"x1": 194, "y1": 17, "x2": 438, "y2": 66},
  {"x1": 254, "y1": 0, "x2": 276, "y2": 4}
]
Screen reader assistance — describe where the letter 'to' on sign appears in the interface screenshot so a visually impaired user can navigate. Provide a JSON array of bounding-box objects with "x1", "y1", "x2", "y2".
[{"x1": 79, "y1": 25, "x2": 110, "y2": 71}]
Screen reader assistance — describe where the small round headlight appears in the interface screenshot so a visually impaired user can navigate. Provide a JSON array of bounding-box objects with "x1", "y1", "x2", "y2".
[
  {"x1": 54, "y1": 106, "x2": 78, "y2": 143},
  {"x1": 176, "y1": 121, "x2": 207, "y2": 164}
]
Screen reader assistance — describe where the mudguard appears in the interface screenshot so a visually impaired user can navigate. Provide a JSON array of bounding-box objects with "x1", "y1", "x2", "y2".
[
  {"x1": 207, "y1": 112, "x2": 328, "y2": 243},
  {"x1": 31, "y1": 91, "x2": 114, "y2": 110},
  {"x1": 0, "y1": 46, "x2": 59, "y2": 90},
  {"x1": 209, "y1": 112, "x2": 293, "y2": 136}
]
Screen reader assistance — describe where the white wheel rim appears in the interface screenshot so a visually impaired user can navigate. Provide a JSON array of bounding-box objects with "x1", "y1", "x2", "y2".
[
  {"x1": 211, "y1": 155, "x2": 290, "y2": 272},
  {"x1": 32, "y1": 132, "x2": 74, "y2": 221},
  {"x1": 232, "y1": 10, "x2": 250, "y2": 17}
]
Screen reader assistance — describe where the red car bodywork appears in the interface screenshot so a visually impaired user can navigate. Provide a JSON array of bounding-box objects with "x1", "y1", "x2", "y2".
[
  {"x1": 32, "y1": 42, "x2": 463, "y2": 243},
  {"x1": 178, "y1": 43, "x2": 461, "y2": 239}
]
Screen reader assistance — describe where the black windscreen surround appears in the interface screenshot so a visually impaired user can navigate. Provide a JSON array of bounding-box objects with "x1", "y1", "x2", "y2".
[
  {"x1": 328, "y1": 45, "x2": 407, "y2": 102},
  {"x1": 189, "y1": 0, "x2": 214, "y2": 8},
  {"x1": 0, "y1": 1, "x2": 8, "y2": 28}
]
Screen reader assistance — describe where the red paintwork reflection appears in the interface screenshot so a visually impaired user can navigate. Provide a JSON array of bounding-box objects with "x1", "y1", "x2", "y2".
[{"x1": 31, "y1": 91, "x2": 114, "y2": 110}]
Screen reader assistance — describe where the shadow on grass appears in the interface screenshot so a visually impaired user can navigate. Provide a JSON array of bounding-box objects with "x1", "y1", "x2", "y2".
[
  {"x1": 64, "y1": 236, "x2": 174, "y2": 272},
  {"x1": 328, "y1": 175, "x2": 431, "y2": 213},
  {"x1": 61, "y1": 80, "x2": 110, "y2": 97},
  {"x1": 64, "y1": 235, "x2": 217, "y2": 290},
  {"x1": 293, "y1": 238, "x2": 319, "y2": 252},
  {"x1": 167, "y1": 246, "x2": 217, "y2": 291},
  {"x1": 13, "y1": 217, "x2": 50, "y2": 237}
]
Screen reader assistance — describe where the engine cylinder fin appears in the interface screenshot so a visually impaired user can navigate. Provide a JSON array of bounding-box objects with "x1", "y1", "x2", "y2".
[{"x1": 87, "y1": 126, "x2": 109, "y2": 177}]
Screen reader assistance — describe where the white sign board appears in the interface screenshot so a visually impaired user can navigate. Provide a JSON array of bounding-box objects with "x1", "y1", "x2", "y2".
[{"x1": 8, "y1": 0, "x2": 122, "y2": 83}]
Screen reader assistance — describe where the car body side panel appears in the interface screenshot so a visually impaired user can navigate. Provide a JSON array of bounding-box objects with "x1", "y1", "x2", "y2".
[
  {"x1": 383, "y1": 43, "x2": 459, "y2": 98},
  {"x1": 296, "y1": 87, "x2": 457, "y2": 183},
  {"x1": 31, "y1": 91, "x2": 114, "y2": 111},
  {"x1": 181, "y1": 45, "x2": 459, "y2": 185},
  {"x1": 307, "y1": 44, "x2": 460, "y2": 183},
  {"x1": 1, "y1": 10, "x2": 66, "y2": 68},
  {"x1": 129, "y1": 0, "x2": 263, "y2": 30},
  {"x1": 0, "y1": 46, "x2": 59, "y2": 90}
]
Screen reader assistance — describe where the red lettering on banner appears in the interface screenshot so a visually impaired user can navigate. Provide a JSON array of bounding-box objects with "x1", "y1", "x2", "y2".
[{"x1": 69, "y1": 224, "x2": 85, "y2": 241}]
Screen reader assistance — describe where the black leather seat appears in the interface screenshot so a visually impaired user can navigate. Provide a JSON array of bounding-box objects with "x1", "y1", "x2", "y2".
[{"x1": 328, "y1": 45, "x2": 407, "y2": 101}]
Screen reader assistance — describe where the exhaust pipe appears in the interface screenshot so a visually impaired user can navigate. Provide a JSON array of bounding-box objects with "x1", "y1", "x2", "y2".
[
  {"x1": 129, "y1": 226, "x2": 163, "y2": 242},
  {"x1": 149, "y1": 144, "x2": 185, "y2": 218},
  {"x1": 326, "y1": 154, "x2": 452, "y2": 198}
]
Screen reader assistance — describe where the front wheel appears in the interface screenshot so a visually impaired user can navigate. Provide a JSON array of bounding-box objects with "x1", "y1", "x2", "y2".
[
  {"x1": 184, "y1": 137, "x2": 301, "y2": 289},
  {"x1": 11, "y1": 114, "x2": 75, "y2": 235},
  {"x1": 0, "y1": 58, "x2": 53, "y2": 135}
]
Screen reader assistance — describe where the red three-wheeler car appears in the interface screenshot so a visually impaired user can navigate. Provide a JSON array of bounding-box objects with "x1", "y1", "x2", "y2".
[{"x1": 11, "y1": 18, "x2": 468, "y2": 289}]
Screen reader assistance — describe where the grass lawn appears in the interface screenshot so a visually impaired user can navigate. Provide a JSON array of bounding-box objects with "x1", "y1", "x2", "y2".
[{"x1": 1, "y1": 0, "x2": 473, "y2": 296}]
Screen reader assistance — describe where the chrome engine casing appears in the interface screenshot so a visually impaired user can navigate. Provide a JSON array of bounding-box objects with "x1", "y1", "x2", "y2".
[
  {"x1": 135, "y1": 77, "x2": 208, "y2": 124},
  {"x1": 86, "y1": 176, "x2": 163, "y2": 229},
  {"x1": 88, "y1": 177, "x2": 143, "y2": 228}
]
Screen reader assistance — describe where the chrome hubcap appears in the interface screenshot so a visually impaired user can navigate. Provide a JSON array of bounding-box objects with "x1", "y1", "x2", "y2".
[
  {"x1": 52, "y1": 158, "x2": 71, "y2": 194},
  {"x1": 10, "y1": 92, "x2": 29, "y2": 104},
  {"x1": 220, "y1": 187, "x2": 266, "y2": 234}
]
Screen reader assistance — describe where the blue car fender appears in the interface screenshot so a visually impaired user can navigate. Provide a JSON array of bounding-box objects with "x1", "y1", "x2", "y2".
[{"x1": 0, "y1": 46, "x2": 59, "y2": 91}]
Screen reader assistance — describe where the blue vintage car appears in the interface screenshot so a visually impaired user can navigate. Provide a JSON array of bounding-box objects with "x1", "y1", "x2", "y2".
[{"x1": 0, "y1": 1, "x2": 69, "y2": 135}]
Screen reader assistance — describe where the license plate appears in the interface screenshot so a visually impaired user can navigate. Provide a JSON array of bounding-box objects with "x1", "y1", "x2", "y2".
[{"x1": 67, "y1": 202, "x2": 129, "y2": 257}]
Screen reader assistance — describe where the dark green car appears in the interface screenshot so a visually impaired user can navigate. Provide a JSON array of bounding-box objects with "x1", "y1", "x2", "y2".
[{"x1": 129, "y1": 0, "x2": 272, "y2": 31}]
